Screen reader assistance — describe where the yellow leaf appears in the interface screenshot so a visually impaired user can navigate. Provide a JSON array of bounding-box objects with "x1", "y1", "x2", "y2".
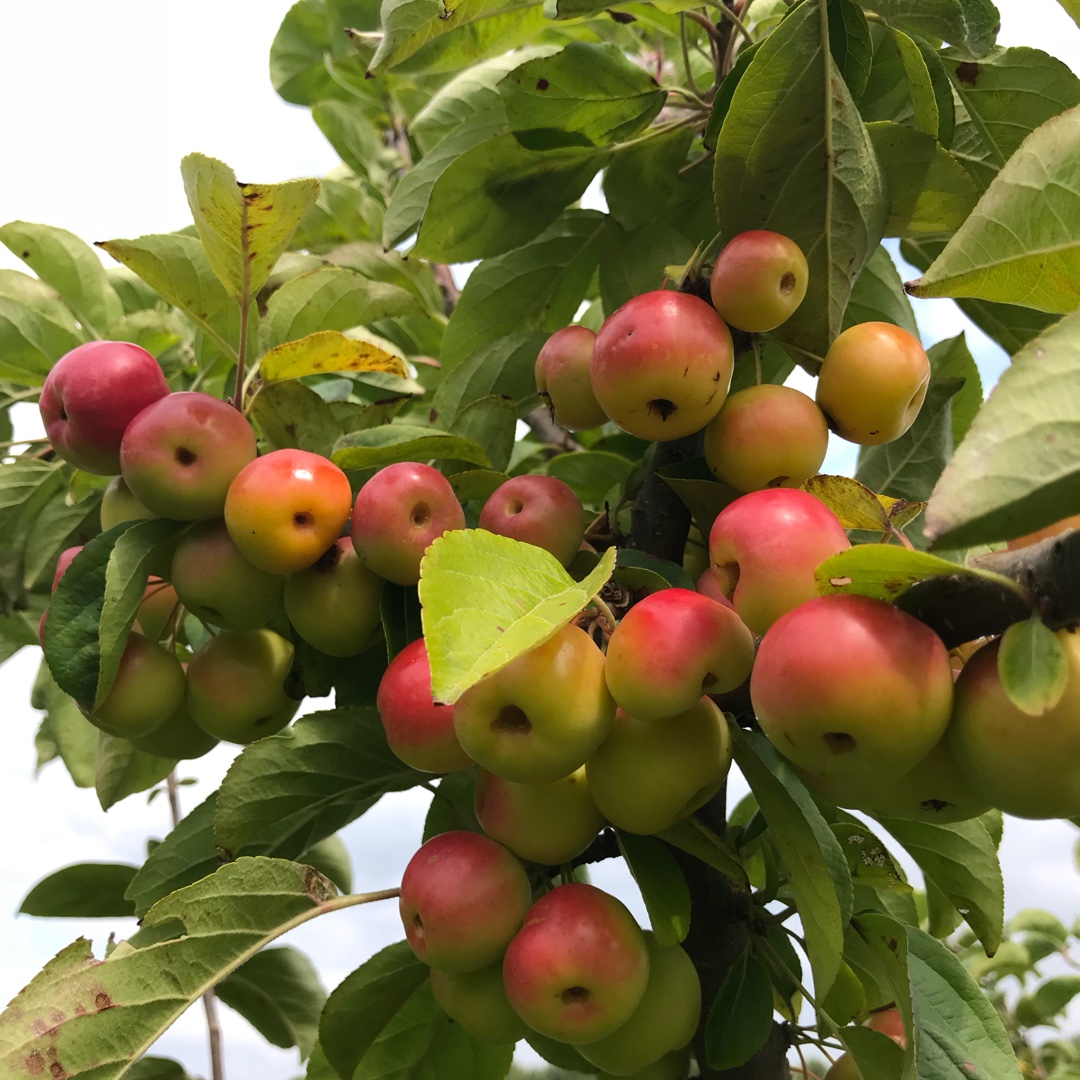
[{"x1": 261, "y1": 330, "x2": 409, "y2": 383}]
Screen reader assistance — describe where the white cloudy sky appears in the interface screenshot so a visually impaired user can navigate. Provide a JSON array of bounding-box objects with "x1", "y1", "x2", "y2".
[{"x1": 1, "y1": 2, "x2": 1080, "y2": 1078}]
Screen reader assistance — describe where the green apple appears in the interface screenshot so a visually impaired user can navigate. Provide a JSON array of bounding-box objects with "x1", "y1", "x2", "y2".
[
  {"x1": 100, "y1": 476, "x2": 157, "y2": 531},
  {"x1": 91, "y1": 633, "x2": 186, "y2": 738},
  {"x1": 130, "y1": 699, "x2": 219, "y2": 760},
  {"x1": 430, "y1": 963, "x2": 528, "y2": 1044}
]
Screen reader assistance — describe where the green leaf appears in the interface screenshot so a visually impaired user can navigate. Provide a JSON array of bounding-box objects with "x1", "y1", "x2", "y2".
[
  {"x1": 180, "y1": 153, "x2": 320, "y2": 300},
  {"x1": 333, "y1": 424, "x2": 492, "y2": 471},
  {"x1": 843, "y1": 245, "x2": 919, "y2": 337},
  {"x1": 497, "y1": 42, "x2": 665, "y2": 145},
  {"x1": 249, "y1": 381, "x2": 344, "y2": 458},
  {"x1": 803, "y1": 475, "x2": 890, "y2": 532},
  {"x1": 613, "y1": 548, "x2": 696, "y2": 594},
  {"x1": 868, "y1": 122, "x2": 979, "y2": 236},
  {"x1": 97, "y1": 233, "x2": 242, "y2": 361},
  {"x1": 19, "y1": 863, "x2": 137, "y2": 918},
  {"x1": 0, "y1": 221, "x2": 122, "y2": 337},
  {"x1": 39, "y1": 670, "x2": 100, "y2": 788},
  {"x1": 1016, "y1": 976, "x2": 1080, "y2": 1027},
  {"x1": 875, "y1": 814, "x2": 1004, "y2": 956},
  {"x1": 0, "y1": 859, "x2": 348, "y2": 1080},
  {"x1": 214, "y1": 707, "x2": 420, "y2": 859},
  {"x1": 95, "y1": 735, "x2": 176, "y2": 812},
  {"x1": 997, "y1": 617, "x2": 1069, "y2": 716},
  {"x1": 927, "y1": 333, "x2": 983, "y2": 446},
  {"x1": 216, "y1": 946, "x2": 326, "y2": 1058},
  {"x1": 615, "y1": 831, "x2": 691, "y2": 946},
  {"x1": 657, "y1": 817, "x2": 750, "y2": 892},
  {"x1": 320, "y1": 941, "x2": 429, "y2": 1078},
  {"x1": 598, "y1": 218, "x2": 696, "y2": 316},
  {"x1": 861, "y1": 0, "x2": 1001, "y2": 59},
  {"x1": 423, "y1": 771, "x2": 481, "y2": 840},
  {"x1": 712, "y1": 0, "x2": 886, "y2": 357},
  {"x1": 732, "y1": 731, "x2": 849, "y2": 999},
  {"x1": 944, "y1": 46, "x2": 1080, "y2": 192},
  {"x1": 860, "y1": 27, "x2": 941, "y2": 137},
  {"x1": 924, "y1": 309, "x2": 1080, "y2": 547},
  {"x1": 261, "y1": 330, "x2": 409, "y2": 383},
  {"x1": 0, "y1": 296, "x2": 85, "y2": 384},
  {"x1": 125, "y1": 1057, "x2": 193, "y2": 1080},
  {"x1": 911, "y1": 105, "x2": 1080, "y2": 312},
  {"x1": 298, "y1": 835, "x2": 354, "y2": 895},
  {"x1": 0, "y1": 267, "x2": 81, "y2": 332},
  {"x1": 441, "y1": 209, "x2": 604, "y2": 371},
  {"x1": 704, "y1": 949, "x2": 774, "y2": 1070},
  {"x1": 831, "y1": 820, "x2": 911, "y2": 891},
  {"x1": 414, "y1": 133, "x2": 608, "y2": 263},
  {"x1": 264, "y1": 268, "x2": 424, "y2": 349},
  {"x1": 420, "y1": 529, "x2": 616, "y2": 703},
  {"x1": 839, "y1": 1026, "x2": 906, "y2": 1080},
  {"x1": 547, "y1": 451, "x2": 635, "y2": 510},
  {"x1": 828, "y1": 0, "x2": 873, "y2": 100},
  {"x1": 448, "y1": 394, "x2": 517, "y2": 473}
]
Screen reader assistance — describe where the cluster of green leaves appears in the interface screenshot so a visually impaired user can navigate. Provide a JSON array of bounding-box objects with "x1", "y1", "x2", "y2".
[{"x1": 3, "y1": 0, "x2": 1080, "y2": 1078}]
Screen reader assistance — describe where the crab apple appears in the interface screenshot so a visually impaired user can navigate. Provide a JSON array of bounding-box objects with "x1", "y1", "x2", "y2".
[
  {"x1": 399, "y1": 831, "x2": 532, "y2": 972},
  {"x1": 950, "y1": 629, "x2": 1080, "y2": 819},
  {"x1": 100, "y1": 476, "x2": 157, "y2": 531},
  {"x1": 135, "y1": 578, "x2": 179, "y2": 642},
  {"x1": 704, "y1": 384, "x2": 829, "y2": 493},
  {"x1": 587, "y1": 697, "x2": 732, "y2": 835},
  {"x1": 351, "y1": 462, "x2": 465, "y2": 586},
  {"x1": 801, "y1": 733, "x2": 991, "y2": 824},
  {"x1": 171, "y1": 520, "x2": 284, "y2": 631},
  {"x1": 225, "y1": 449, "x2": 353, "y2": 575},
  {"x1": 826, "y1": 1009, "x2": 906, "y2": 1080},
  {"x1": 473, "y1": 766, "x2": 605, "y2": 865},
  {"x1": 535, "y1": 325, "x2": 609, "y2": 431},
  {"x1": 604, "y1": 588, "x2": 755, "y2": 720},
  {"x1": 751, "y1": 594, "x2": 954, "y2": 784},
  {"x1": 186, "y1": 628, "x2": 298, "y2": 744},
  {"x1": 120, "y1": 392, "x2": 257, "y2": 520},
  {"x1": 39, "y1": 341, "x2": 170, "y2": 475},
  {"x1": 816, "y1": 322, "x2": 931, "y2": 446},
  {"x1": 708, "y1": 487, "x2": 850, "y2": 635},
  {"x1": 696, "y1": 568, "x2": 736, "y2": 610},
  {"x1": 607, "y1": 1047, "x2": 693, "y2": 1080},
  {"x1": 284, "y1": 537, "x2": 384, "y2": 656},
  {"x1": 1007, "y1": 513, "x2": 1080, "y2": 550},
  {"x1": 130, "y1": 699, "x2": 219, "y2": 760},
  {"x1": 454, "y1": 623, "x2": 615, "y2": 784},
  {"x1": 429, "y1": 963, "x2": 528, "y2": 1045},
  {"x1": 51, "y1": 546, "x2": 83, "y2": 591},
  {"x1": 376, "y1": 637, "x2": 472, "y2": 773},
  {"x1": 91, "y1": 633, "x2": 186, "y2": 738},
  {"x1": 478, "y1": 475, "x2": 585, "y2": 567},
  {"x1": 591, "y1": 290, "x2": 734, "y2": 442},
  {"x1": 709, "y1": 230, "x2": 810, "y2": 333},
  {"x1": 503, "y1": 882, "x2": 650, "y2": 1044},
  {"x1": 575, "y1": 935, "x2": 700, "y2": 1075}
]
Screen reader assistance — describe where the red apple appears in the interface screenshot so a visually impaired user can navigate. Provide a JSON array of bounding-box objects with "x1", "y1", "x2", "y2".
[
  {"x1": 376, "y1": 637, "x2": 472, "y2": 774},
  {"x1": 503, "y1": 882, "x2": 650, "y2": 1043},
  {"x1": 478, "y1": 475, "x2": 585, "y2": 567},
  {"x1": 535, "y1": 325, "x2": 608, "y2": 431},
  {"x1": 399, "y1": 831, "x2": 532, "y2": 972},
  {"x1": 51, "y1": 546, "x2": 83, "y2": 591},
  {"x1": 591, "y1": 290, "x2": 734, "y2": 442},
  {"x1": 225, "y1": 449, "x2": 353, "y2": 575},
  {"x1": 709, "y1": 230, "x2": 809, "y2": 334},
  {"x1": 39, "y1": 341, "x2": 169, "y2": 474},
  {"x1": 351, "y1": 462, "x2": 465, "y2": 586},
  {"x1": 708, "y1": 487, "x2": 850, "y2": 635}
]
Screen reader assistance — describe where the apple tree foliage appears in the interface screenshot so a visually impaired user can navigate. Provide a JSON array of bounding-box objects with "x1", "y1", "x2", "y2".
[{"x1": 3, "y1": 0, "x2": 1080, "y2": 1078}]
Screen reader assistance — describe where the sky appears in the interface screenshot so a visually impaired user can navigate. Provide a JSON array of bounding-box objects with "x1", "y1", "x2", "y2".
[{"x1": 1, "y1": 2, "x2": 1080, "y2": 1078}]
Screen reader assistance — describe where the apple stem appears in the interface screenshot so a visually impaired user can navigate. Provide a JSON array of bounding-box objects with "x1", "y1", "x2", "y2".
[
  {"x1": 679, "y1": 15, "x2": 705, "y2": 99},
  {"x1": 752, "y1": 338, "x2": 763, "y2": 385}
]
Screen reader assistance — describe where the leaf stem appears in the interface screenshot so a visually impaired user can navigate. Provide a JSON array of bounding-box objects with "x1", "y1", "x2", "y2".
[
  {"x1": 233, "y1": 300, "x2": 249, "y2": 413},
  {"x1": 591, "y1": 595, "x2": 618, "y2": 632},
  {"x1": 680, "y1": 14, "x2": 704, "y2": 98}
]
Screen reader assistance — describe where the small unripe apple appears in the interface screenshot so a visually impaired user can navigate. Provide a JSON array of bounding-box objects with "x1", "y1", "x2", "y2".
[
  {"x1": 130, "y1": 699, "x2": 219, "y2": 760},
  {"x1": 100, "y1": 476, "x2": 158, "y2": 531},
  {"x1": 351, "y1": 462, "x2": 465, "y2": 586},
  {"x1": 473, "y1": 766, "x2": 605, "y2": 865},
  {"x1": 225, "y1": 449, "x2": 353, "y2": 575},
  {"x1": 120, "y1": 392, "x2": 257, "y2": 520},
  {"x1": 535, "y1": 325, "x2": 609, "y2": 431},
  {"x1": 91, "y1": 633, "x2": 187, "y2": 738},
  {"x1": 709, "y1": 230, "x2": 809, "y2": 333},
  {"x1": 186, "y1": 628, "x2": 298, "y2": 744},
  {"x1": 503, "y1": 882, "x2": 650, "y2": 1044},
  {"x1": 284, "y1": 537, "x2": 384, "y2": 656},
  {"x1": 704, "y1": 384, "x2": 828, "y2": 493},
  {"x1": 135, "y1": 578, "x2": 180, "y2": 643},
  {"x1": 816, "y1": 322, "x2": 931, "y2": 446},
  {"x1": 171, "y1": 520, "x2": 285, "y2": 631},
  {"x1": 751, "y1": 594, "x2": 954, "y2": 784},
  {"x1": 591, "y1": 291, "x2": 734, "y2": 442},
  {"x1": 587, "y1": 698, "x2": 732, "y2": 835},
  {"x1": 604, "y1": 588, "x2": 755, "y2": 720},
  {"x1": 376, "y1": 637, "x2": 473, "y2": 774},
  {"x1": 39, "y1": 341, "x2": 170, "y2": 474},
  {"x1": 454, "y1": 624, "x2": 616, "y2": 784},
  {"x1": 429, "y1": 963, "x2": 528, "y2": 1044},
  {"x1": 478, "y1": 475, "x2": 585, "y2": 567},
  {"x1": 709, "y1": 487, "x2": 850, "y2": 635},
  {"x1": 575, "y1": 935, "x2": 701, "y2": 1075},
  {"x1": 399, "y1": 831, "x2": 532, "y2": 972},
  {"x1": 950, "y1": 629, "x2": 1080, "y2": 819}
]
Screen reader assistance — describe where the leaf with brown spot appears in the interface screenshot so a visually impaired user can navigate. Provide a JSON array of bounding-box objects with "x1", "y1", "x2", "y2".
[{"x1": 260, "y1": 330, "x2": 408, "y2": 384}]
